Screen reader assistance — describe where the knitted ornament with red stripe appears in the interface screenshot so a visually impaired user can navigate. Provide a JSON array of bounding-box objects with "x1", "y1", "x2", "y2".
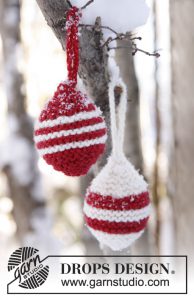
[
  {"x1": 34, "y1": 6, "x2": 107, "y2": 176},
  {"x1": 84, "y1": 77, "x2": 151, "y2": 251}
]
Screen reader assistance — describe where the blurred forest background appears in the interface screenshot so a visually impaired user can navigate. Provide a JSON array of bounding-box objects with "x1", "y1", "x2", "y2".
[{"x1": 0, "y1": 0, "x2": 193, "y2": 261}]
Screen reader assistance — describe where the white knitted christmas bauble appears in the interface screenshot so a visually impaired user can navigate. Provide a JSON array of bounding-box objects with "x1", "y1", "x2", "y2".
[{"x1": 84, "y1": 154, "x2": 151, "y2": 251}]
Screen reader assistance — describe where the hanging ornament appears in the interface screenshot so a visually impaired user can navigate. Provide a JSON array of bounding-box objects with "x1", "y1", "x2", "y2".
[
  {"x1": 34, "y1": 6, "x2": 107, "y2": 176},
  {"x1": 84, "y1": 76, "x2": 151, "y2": 251}
]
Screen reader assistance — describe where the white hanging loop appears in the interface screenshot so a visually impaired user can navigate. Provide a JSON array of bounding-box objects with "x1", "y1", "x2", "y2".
[{"x1": 109, "y1": 78, "x2": 128, "y2": 157}]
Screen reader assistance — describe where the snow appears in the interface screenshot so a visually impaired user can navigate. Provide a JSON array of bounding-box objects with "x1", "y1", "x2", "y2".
[{"x1": 72, "y1": 0, "x2": 150, "y2": 33}]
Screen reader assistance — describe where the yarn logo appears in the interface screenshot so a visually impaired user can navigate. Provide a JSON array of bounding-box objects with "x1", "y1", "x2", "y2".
[{"x1": 8, "y1": 247, "x2": 49, "y2": 289}]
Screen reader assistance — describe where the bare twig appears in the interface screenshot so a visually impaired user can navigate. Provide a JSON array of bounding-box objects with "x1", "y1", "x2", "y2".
[
  {"x1": 80, "y1": 24, "x2": 141, "y2": 47},
  {"x1": 66, "y1": 0, "x2": 72, "y2": 8},
  {"x1": 138, "y1": 48, "x2": 159, "y2": 57},
  {"x1": 134, "y1": 48, "x2": 160, "y2": 57},
  {"x1": 101, "y1": 34, "x2": 138, "y2": 48},
  {"x1": 100, "y1": 25, "x2": 118, "y2": 35},
  {"x1": 80, "y1": 23, "x2": 160, "y2": 57},
  {"x1": 79, "y1": 23, "x2": 118, "y2": 35},
  {"x1": 81, "y1": 0, "x2": 94, "y2": 10},
  {"x1": 132, "y1": 42, "x2": 160, "y2": 57},
  {"x1": 109, "y1": 46, "x2": 132, "y2": 50},
  {"x1": 101, "y1": 37, "x2": 114, "y2": 48},
  {"x1": 109, "y1": 45, "x2": 160, "y2": 58},
  {"x1": 79, "y1": 23, "x2": 115, "y2": 35},
  {"x1": 99, "y1": 26, "x2": 160, "y2": 58},
  {"x1": 131, "y1": 37, "x2": 142, "y2": 41},
  {"x1": 80, "y1": 24, "x2": 135, "y2": 48}
]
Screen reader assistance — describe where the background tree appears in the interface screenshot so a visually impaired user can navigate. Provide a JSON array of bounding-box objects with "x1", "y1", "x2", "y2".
[
  {"x1": 0, "y1": 0, "x2": 52, "y2": 249},
  {"x1": 169, "y1": 0, "x2": 194, "y2": 257}
]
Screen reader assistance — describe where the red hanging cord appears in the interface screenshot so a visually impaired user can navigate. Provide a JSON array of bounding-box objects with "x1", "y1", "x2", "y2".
[{"x1": 66, "y1": 6, "x2": 81, "y2": 87}]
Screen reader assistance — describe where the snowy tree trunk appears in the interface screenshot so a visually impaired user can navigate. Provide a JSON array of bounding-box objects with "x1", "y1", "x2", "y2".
[
  {"x1": 169, "y1": 0, "x2": 194, "y2": 255},
  {"x1": 0, "y1": 0, "x2": 50, "y2": 246},
  {"x1": 152, "y1": 0, "x2": 162, "y2": 255}
]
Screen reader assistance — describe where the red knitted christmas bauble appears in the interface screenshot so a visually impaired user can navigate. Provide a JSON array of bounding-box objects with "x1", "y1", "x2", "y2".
[
  {"x1": 34, "y1": 81, "x2": 107, "y2": 176},
  {"x1": 84, "y1": 155, "x2": 151, "y2": 251}
]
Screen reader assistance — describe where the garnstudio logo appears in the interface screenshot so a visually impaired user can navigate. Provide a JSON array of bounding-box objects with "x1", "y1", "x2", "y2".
[{"x1": 8, "y1": 247, "x2": 49, "y2": 289}]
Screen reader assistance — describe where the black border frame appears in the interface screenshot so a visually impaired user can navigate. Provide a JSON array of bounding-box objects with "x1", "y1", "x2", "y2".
[{"x1": 7, "y1": 255, "x2": 188, "y2": 295}]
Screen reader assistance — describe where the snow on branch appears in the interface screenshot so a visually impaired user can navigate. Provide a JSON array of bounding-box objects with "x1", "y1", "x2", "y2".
[
  {"x1": 63, "y1": 0, "x2": 160, "y2": 58},
  {"x1": 72, "y1": 0, "x2": 150, "y2": 31}
]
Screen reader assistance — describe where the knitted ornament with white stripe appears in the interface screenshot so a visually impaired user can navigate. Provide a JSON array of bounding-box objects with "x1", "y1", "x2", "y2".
[
  {"x1": 34, "y1": 6, "x2": 107, "y2": 176},
  {"x1": 84, "y1": 77, "x2": 151, "y2": 251}
]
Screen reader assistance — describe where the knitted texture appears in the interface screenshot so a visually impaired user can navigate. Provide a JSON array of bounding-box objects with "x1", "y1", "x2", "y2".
[
  {"x1": 34, "y1": 81, "x2": 107, "y2": 176},
  {"x1": 34, "y1": 6, "x2": 107, "y2": 176},
  {"x1": 84, "y1": 155, "x2": 151, "y2": 250},
  {"x1": 83, "y1": 74, "x2": 151, "y2": 251},
  {"x1": 66, "y1": 6, "x2": 80, "y2": 86}
]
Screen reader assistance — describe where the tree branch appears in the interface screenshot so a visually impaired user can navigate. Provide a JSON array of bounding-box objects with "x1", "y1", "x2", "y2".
[
  {"x1": 66, "y1": 0, "x2": 72, "y2": 8},
  {"x1": 80, "y1": 24, "x2": 160, "y2": 58},
  {"x1": 79, "y1": 24, "x2": 118, "y2": 35},
  {"x1": 81, "y1": 0, "x2": 94, "y2": 10},
  {"x1": 131, "y1": 43, "x2": 161, "y2": 58},
  {"x1": 102, "y1": 31, "x2": 160, "y2": 58},
  {"x1": 109, "y1": 45, "x2": 160, "y2": 58}
]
